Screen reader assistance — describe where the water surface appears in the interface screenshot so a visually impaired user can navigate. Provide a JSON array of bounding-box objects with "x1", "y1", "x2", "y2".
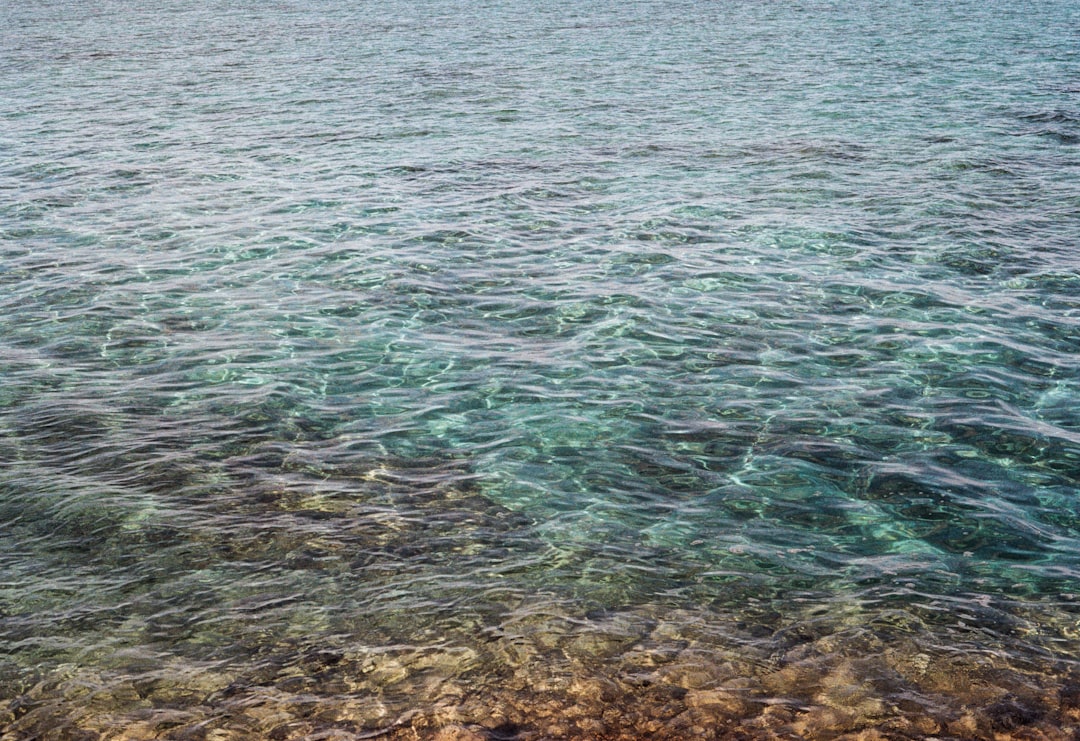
[{"x1": 3, "y1": 0, "x2": 1080, "y2": 738}]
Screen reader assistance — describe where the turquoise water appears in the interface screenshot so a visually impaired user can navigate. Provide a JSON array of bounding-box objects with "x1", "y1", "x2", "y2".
[{"x1": 2, "y1": 0, "x2": 1080, "y2": 737}]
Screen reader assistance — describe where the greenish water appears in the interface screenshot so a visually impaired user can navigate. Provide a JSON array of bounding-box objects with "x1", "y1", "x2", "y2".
[{"x1": 2, "y1": 0, "x2": 1080, "y2": 738}]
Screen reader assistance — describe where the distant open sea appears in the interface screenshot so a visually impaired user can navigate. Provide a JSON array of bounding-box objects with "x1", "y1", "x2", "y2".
[{"x1": 2, "y1": 0, "x2": 1080, "y2": 738}]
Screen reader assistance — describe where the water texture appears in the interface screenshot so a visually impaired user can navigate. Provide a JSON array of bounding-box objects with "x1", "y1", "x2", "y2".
[{"x1": 2, "y1": 0, "x2": 1080, "y2": 737}]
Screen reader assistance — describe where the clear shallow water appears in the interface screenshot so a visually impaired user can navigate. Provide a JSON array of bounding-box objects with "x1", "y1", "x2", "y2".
[{"x1": 2, "y1": 0, "x2": 1080, "y2": 737}]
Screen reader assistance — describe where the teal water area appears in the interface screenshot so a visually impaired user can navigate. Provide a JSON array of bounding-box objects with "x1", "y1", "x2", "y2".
[{"x1": 3, "y1": 0, "x2": 1080, "y2": 738}]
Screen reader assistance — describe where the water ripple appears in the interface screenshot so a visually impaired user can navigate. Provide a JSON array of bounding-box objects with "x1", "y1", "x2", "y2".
[{"x1": 4, "y1": 0, "x2": 1080, "y2": 737}]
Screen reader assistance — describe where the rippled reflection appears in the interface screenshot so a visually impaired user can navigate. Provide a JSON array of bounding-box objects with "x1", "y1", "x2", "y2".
[{"x1": 2, "y1": 0, "x2": 1080, "y2": 737}]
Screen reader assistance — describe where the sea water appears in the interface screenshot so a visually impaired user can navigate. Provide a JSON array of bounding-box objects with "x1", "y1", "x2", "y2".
[{"x1": 2, "y1": 0, "x2": 1080, "y2": 737}]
